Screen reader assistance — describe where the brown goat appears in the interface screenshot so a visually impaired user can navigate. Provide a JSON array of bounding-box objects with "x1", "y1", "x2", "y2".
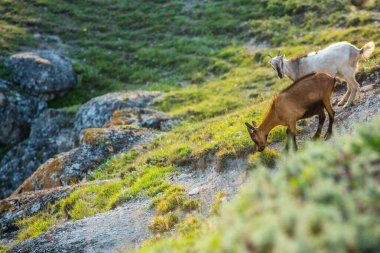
[{"x1": 245, "y1": 72, "x2": 336, "y2": 151}]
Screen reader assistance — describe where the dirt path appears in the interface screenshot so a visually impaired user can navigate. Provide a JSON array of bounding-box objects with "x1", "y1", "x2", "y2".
[{"x1": 8, "y1": 81, "x2": 380, "y2": 253}]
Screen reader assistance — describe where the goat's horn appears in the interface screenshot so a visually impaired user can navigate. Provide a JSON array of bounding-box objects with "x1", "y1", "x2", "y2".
[
  {"x1": 245, "y1": 122, "x2": 254, "y2": 130},
  {"x1": 264, "y1": 54, "x2": 273, "y2": 59},
  {"x1": 277, "y1": 51, "x2": 280, "y2": 56}
]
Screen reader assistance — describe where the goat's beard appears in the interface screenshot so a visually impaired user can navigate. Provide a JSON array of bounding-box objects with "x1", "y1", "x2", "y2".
[{"x1": 276, "y1": 67, "x2": 284, "y2": 79}]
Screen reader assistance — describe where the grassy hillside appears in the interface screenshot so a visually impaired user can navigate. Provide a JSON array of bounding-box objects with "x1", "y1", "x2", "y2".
[
  {"x1": 1, "y1": 0, "x2": 379, "y2": 110},
  {"x1": 1, "y1": 0, "x2": 379, "y2": 251}
]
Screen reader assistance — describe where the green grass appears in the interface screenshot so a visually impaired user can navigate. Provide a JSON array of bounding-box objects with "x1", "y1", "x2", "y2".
[
  {"x1": 0, "y1": 246, "x2": 9, "y2": 253},
  {"x1": 4, "y1": 0, "x2": 380, "y2": 249},
  {"x1": 1, "y1": 0, "x2": 378, "y2": 108},
  {"x1": 16, "y1": 212, "x2": 57, "y2": 241},
  {"x1": 148, "y1": 212, "x2": 180, "y2": 234},
  {"x1": 210, "y1": 191, "x2": 227, "y2": 215},
  {"x1": 249, "y1": 148, "x2": 281, "y2": 168}
]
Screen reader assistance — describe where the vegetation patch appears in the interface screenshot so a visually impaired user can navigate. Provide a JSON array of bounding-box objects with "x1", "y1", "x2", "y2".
[
  {"x1": 149, "y1": 212, "x2": 180, "y2": 234},
  {"x1": 16, "y1": 212, "x2": 57, "y2": 241},
  {"x1": 0, "y1": 246, "x2": 9, "y2": 253},
  {"x1": 182, "y1": 199, "x2": 200, "y2": 212},
  {"x1": 249, "y1": 148, "x2": 281, "y2": 168},
  {"x1": 152, "y1": 185, "x2": 186, "y2": 214},
  {"x1": 210, "y1": 191, "x2": 227, "y2": 215}
]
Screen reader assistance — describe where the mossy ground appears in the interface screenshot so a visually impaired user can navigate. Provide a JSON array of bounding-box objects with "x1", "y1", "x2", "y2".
[{"x1": 1, "y1": 0, "x2": 379, "y2": 248}]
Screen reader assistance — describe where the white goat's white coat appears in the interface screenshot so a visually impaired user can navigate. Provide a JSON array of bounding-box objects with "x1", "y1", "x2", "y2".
[{"x1": 270, "y1": 41, "x2": 375, "y2": 107}]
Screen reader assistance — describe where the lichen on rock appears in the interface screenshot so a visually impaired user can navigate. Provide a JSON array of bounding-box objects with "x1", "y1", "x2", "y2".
[
  {"x1": 104, "y1": 108, "x2": 173, "y2": 131},
  {"x1": 74, "y1": 91, "x2": 164, "y2": 137}
]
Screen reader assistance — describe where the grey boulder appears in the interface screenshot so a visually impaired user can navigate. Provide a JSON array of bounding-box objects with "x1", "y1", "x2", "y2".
[
  {"x1": 74, "y1": 91, "x2": 163, "y2": 136},
  {"x1": 4, "y1": 51, "x2": 76, "y2": 100},
  {"x1": 0, "y1": 79, "x2": 46, "y2": 145},
  {"x1": 0, "y1": 109, "x2": 76, "y2": 199}
]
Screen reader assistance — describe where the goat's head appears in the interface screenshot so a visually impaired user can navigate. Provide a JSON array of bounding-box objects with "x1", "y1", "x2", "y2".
[
  {"x1": 245, "y1": 121, "x2": 267, "y2": 152},
  {"x1": 268, "y1": 51, "x2": 285, "y2": 79}
]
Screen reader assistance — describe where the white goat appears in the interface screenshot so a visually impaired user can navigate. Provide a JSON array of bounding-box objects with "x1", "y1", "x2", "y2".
[{"x1": 268, "y1": 41, "x2": 375, "y2": 107}]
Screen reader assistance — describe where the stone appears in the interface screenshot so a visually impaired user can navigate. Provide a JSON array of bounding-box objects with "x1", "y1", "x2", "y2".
[
  {"x1": 74, "y1": 91, "x2": 163, "y2": 136},
  {"x1": 188, "y1": 187, "x2": 200, "y2": 195},
  {"x1": 0, "y1": 109, "x2": 76, "y2": 199},
  {"x1": 0, "y1": 186, "x2": 74, "y2": 237},
  {"x1": 360, "y1": 84, "x2": 374, "y2": 92},
  {"x1": 0, "y1": 79, "x2": 46, "y2": 145},
  {"x1": 4, "y1": 51, "x2": 76, "y2": 100},
  {"x1": 350, "y1": 0, "x2": 366, "y2": 6}
]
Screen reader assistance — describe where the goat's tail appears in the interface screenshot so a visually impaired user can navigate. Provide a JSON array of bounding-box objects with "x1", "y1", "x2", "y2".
[{"x1": 360, "y1": 41, "x2": 375, "y2": 59}]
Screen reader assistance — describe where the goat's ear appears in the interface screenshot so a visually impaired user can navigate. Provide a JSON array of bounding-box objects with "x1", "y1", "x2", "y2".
[
  {"x1": 277, "y1": 51, "x2": 280, "y2": 57},
  {"x1": 281, "y1": 54, "x2": 284, "y2": 59}
]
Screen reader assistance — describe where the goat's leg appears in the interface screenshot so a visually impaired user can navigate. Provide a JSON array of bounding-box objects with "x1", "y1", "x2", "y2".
[
  {"x1": 285, "y1": 122, "x2": 298, "y2": 151},
  {"x1": 338, "y1": 83, "x2": 351, "y2": 106},
  {"x1": 285, "y1": 128, "x2": 291, "y2": 150},
  {"x1": 322, "y1": 98, "x2": 335, "y2": 139},
  {"x1": 343, "y1": 75, "x2": 360, "y2": 108},
  {"x1": 353, "y1": 76, "x2": 361, "y2": 102},
  {"x1": 285, "y1": 128, "x2": 297, "y2": 151},
  {"x1": 312, "y1": 108, "x2": 326, "y2": 140}
]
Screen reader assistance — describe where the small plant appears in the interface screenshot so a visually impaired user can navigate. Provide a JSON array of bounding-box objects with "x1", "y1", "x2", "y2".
[
  {"x1": 0, "y1": 246, "x2": 9, "y2": 253},
  {"x1": 268, "y1": 126, "x2": 286, "y2": 143},
  {"x1": 153, "y1": 185, "x2": 186, "y2": 214},
  {"x1": 177, "y1": 214, "x2": 201, "y2": 237},
  {"x1": 211, "y1": 191, "x2": 227, "y2": 215},
  {"x1": 183, "y1": 199, "x2": 200, "y2": 212},
  {"x1": 149, "y1": 212, "x2": 179, "y2": 233},
  {"x1": 249, "y1": 148, "x2": 280, "y2": 168}
]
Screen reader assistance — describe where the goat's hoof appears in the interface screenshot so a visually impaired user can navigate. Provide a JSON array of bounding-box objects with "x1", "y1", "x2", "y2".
[
  {"x1": 337, "y1": 100, "x2": 346, "y2": 106},
  {"x1": 312, "y1": 135, "x2": 320, "y2": 141},
  {"x1": 342, "y1": 103, "x2": 352, "y2": 109}
]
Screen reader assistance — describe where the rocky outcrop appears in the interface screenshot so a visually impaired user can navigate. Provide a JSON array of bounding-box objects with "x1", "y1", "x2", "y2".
[
  {"x1": 4, "y1": 51, "x2": 76, "y2": 100},
  {"x1": 13, "y1": 126, "x2": 157, "y2": 194},
  {"x1": 0, "y1": 79, "x2": 46, "y2": 145},
  {"x1": 0, "y1": 90, "x2": 167, "y2": 199},
  {"x1": 0, "y1": 109, "x2": 76, "y2": 199},
  {"x1": 7, "y1": 198, "x2": 153, "y2": 253},
  {"x1": 0, "y1": 186, "x2": 74, "y2": 238},
  {"x1": 74, "y1": 91, "x2": 163, "y2": 136},
  {"x1": 0, "y1": 180, "x2": 117, "y2": 239},
  {"x1": 29, "y1": 109, "x2": 77, "y2": 150}
]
